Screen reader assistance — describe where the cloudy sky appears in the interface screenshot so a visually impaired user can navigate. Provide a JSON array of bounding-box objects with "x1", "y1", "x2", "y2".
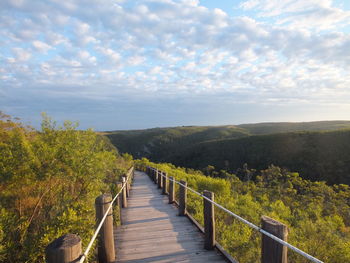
[{"x1": 1, "y1": 0, "x2": 350, "y2": 130}]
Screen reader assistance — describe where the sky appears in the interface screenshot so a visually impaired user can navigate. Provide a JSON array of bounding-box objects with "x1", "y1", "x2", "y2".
[{"x1": 1, "y1": 0, "x2": 350, "y2": 130}]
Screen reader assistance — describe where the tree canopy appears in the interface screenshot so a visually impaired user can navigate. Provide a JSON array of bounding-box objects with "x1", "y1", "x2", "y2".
[{"x1": 0, "y1": 112, "x2": 132, "y2": 262}]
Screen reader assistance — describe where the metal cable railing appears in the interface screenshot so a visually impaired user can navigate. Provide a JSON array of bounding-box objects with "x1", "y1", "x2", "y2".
[
  {"x1": 78, "y1": 168, "x2": 133, "y2": 263},
  {"x1": 149, "y1": 167, "x2": 323, "y2": 263}
]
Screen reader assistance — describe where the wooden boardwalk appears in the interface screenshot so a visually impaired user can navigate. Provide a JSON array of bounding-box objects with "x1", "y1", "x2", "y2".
[{"x1": 114, "y1": 171, "x2": 228, "y2": 263}]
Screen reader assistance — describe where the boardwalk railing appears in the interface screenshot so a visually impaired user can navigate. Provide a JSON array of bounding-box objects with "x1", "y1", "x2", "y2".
[
  {"x1": 144, "y1": 166, "x2": 323, "y2": 263},
  {"x1": 45, "y1": 166, "x2": 134, "y2": 263}
]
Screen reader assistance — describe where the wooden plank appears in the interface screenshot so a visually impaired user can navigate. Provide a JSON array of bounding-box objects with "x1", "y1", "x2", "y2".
[
  {"x1": 114, "y1": 171, "x2": 228, "y2": 263},
  {"x1": 116, "y1": 235, "x2": 204, "y2": 247},
  {"x1": 116, "y1": 240, "x2": 205, "y2": 253},
  {"x1": 117, "y1": 250, "x2": 227, "y2": 263},
  {"x1": 115, "y1": 229, "x2": 202, "y2": 242},
  {"x1": 115, "y1": 251, "x2": 224, "y2": 263}
]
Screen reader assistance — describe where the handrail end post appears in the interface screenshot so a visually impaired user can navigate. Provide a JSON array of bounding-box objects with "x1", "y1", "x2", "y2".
[{"x1": 261, "y1": 216, "x2": 288, "y2": 263}]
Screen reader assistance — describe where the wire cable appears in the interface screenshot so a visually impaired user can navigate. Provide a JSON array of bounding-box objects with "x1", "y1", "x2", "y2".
[
  {"x1": 150, "y1": 167, "x2": 323, "y2": 263},
  {"x1": 79, "y1": 168, "x2": 133, "y2": 263}
]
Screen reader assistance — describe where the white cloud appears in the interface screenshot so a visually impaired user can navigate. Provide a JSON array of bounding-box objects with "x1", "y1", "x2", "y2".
[
  {"x1": 77, "y1": 50, "x2": 96, "y2": 64},
  {"x1": 32, "y1": 40, "x2": 52, "y2": 53},
  {"x1": 97, "y1": 47, "x2": 121, "y2": 64},
  {"x1": 240, "y1": 0, "x2": 350, "y2": 30},
  {"x1": 45, "y1": 31, "x2": 68, "y2": 46},
  {"x1": 149, "y1": 66, "x2": 162, "y2": 75},
  {"x1": 75, "y1": 22, "x2": 90, "y2": 34},
  {"x1": 128, "y1": 55, "x2": 146, "y2": 66},
  {"x1": 11, "y1": 47, "x2": 31, "y2": 61},
  {"x1": 1, "y1": 0, "x2": 350, "y2": 127}
]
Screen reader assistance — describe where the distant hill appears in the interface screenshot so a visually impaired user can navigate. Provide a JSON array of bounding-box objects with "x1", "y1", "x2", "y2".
[
  {"x1": 104, "y1": 121, "x2": 350, "y2": 184},
  {"x1": 238, "y1": 121, "x2": 350, "y2": 134}
]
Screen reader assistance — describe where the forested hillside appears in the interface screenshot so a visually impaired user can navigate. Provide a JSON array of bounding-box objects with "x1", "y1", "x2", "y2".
[
  {"x1": 104, "y1": 125, "x2": 249, "y2": 159},
  {"x1": 105, "y1": 121, "x2": 350, "y2": 185},
  {"x1": 137, "y1": 159, "x2": 350, "y2": 262},
  {"x1": 167, "y1": 130, "x2": 350, "y2": 185},
  {"x1": 0, "y1": 112, "x2": 132, "y2": 262}
]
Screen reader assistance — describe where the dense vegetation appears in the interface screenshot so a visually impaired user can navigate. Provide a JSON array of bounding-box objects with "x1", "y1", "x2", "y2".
[
  {"x1": 137, "y1": 158, "x2": 350, "y2": 262},
  {"x1": 105, "y1": 122, "x2": 350, "y2": 185},
  {"x1": 0, "y1": 112, "x2": 132, "y2": 262},
  {"x1": 2, "y1": 113, "x2": 349, "y2": 262}
]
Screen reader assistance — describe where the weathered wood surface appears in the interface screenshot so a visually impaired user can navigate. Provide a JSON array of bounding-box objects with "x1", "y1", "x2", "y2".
[
  {"x1": 261, "y1": 216, "x2": 288, "y2": 263},
  {"x1": 96, "y1": 193, "x2": 115, "y2": 263},
  {"x1": 203, "y1": 190, "x2": 215, "y2": 250},
  {"x1": 45, "y1": 234, "x2": 81, "y2": 263},
  {"x1": 115, "y1": 171, "x2": 228, "y2": 263}
]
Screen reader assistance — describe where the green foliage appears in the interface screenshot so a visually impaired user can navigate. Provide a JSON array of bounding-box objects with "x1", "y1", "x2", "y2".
[
  {"x1": 136, "y1": 159, "x2": 350, "y2": 262},
  {"x1": 0, "y1": 112, "x2": 132, "y2": 262}
]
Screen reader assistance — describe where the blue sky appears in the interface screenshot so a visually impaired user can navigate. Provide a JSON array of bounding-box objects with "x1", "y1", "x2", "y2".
[{"x1": 1, "y1": 0, "x2": 350, "y2": 130}]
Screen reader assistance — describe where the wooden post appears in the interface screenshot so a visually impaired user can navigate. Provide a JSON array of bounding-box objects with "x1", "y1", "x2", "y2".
[
  {"x1": 45, "y1": 234, "x2": 81, "y2": 263},
  {"x1": 157, "y1": 170, "x2": 162, "y2": 189},
  {"x1": 154, "y1": 169, "x2": 158, "y2": 184},
  {"x1": 127, "y1": 175, "x2": 131, "y2": 196},
  {"x1": 261, "y1": 216, "x2": 288, "y2": 263},
  {"x1": 121, "y1": 177, "x2": 127, "y2": 208},
  {"x1": 123, "y1": 176, "x2": 129, "y2": 198},
  {"x1": 131, "y1": 167, "x2": 135, "y2": 183},
  {"x1": 116, "y1": 182, "x2": 123, "y2": 225},
  {"x1": 95, "y1": 194, "x2": 115, "y2": 263},
  {"x1": 203, "y1": 190, "x2": 215, "y2": 250},
  {"x1": 178, "y1": 180, "x2": 187, "y2": 216},
  {"x1": 162, "y1": 172, "x2": 168, "y2": 195},
  {"x1": 169, "y1": 176, "x2": 175, "y2": 204}
]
